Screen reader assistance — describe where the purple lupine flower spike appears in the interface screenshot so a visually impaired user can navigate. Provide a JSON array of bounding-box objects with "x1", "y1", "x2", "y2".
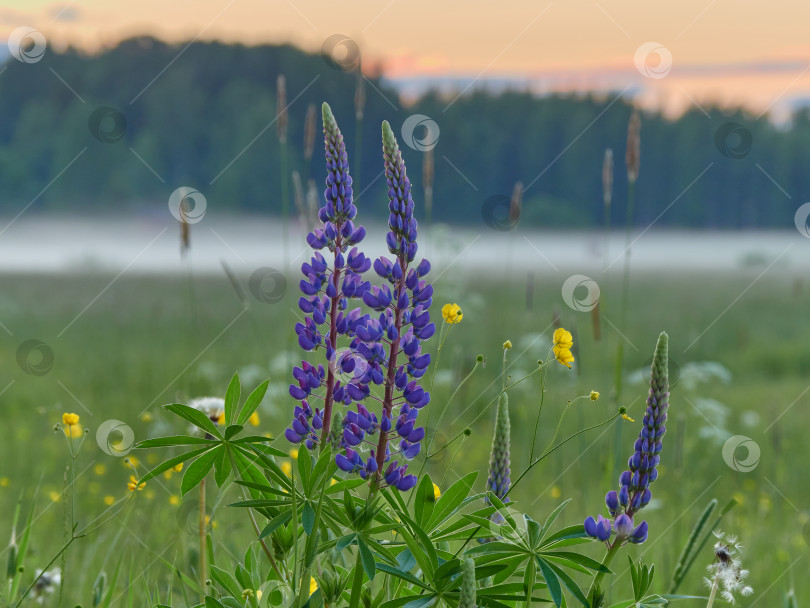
[
  {"x1": 487, "y1": 392, "x2": 510, "y2": 500},
  {"x1": 584, "y1": 332, "x2": 669, "y2": 545},
  {"x1": 285, "y1": 103, "x2": 371, "y2": 450},
  {"x1": 334, "y1": 120, "x2": 434, "y2": 491}
]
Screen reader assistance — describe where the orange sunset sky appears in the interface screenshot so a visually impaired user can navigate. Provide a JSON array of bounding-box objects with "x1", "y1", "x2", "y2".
[{"x1": 2, "y1": 0, "x2": 810, "y2": 119}]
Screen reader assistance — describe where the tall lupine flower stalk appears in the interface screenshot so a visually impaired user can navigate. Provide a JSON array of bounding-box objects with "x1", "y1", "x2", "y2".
[
  {"x1": 458, "y1": 558, "x2": 477, "y2": 608},
  {"x1": 335, "y1": 121, "x2": 435, "y2": 492},
  {"x1": 285, "y1": 103, "x2": 371, "y2": 451},
  {"x1": 586, "y1": 332, "x2": 669, "y2": 604},
  {"x1": 487, "y1": 343, "x2": 512, "y2": 502}
]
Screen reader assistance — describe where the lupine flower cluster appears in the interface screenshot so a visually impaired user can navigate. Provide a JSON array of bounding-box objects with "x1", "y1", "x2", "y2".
[
  {"x1": 286, "y1": 107, "x2": 435, "y2": 492},
  {"x1": 286, "y1": 103, "x2": 371, "y2": 450},
  {"x1": 584, "y1": 331, "x2": 669, "y2": 545}
]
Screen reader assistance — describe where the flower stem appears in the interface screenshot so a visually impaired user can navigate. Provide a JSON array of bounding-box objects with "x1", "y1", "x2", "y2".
[
  {"x1": 319, "y1": 228, "x2": 343, "y2": 449},
  {"x1": 199, "y1": 476, "x2": 207, "y2": 595},
  {"x1": 705, "y1": 571, "x2": 720, "y2": 608},
  {"x1": 348, "y1": 549, "x2": 365, "y2": 608},
  {"x1": 586, "y1": 541, "x2": 621, "y2": 606}
]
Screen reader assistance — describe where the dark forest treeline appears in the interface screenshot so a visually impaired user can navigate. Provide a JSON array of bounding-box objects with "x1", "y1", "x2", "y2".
[{"x1": 1, "y1": 35, "x2": 808, "y2": 229}]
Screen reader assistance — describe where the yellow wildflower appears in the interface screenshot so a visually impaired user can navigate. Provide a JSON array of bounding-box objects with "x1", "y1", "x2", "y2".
[
  {"x1": 621, "y1": 413, "x2": 635, "y2": 423},
  {"x1": 49, "y1": 490, "x2": 61, "y2": 502},
  {"x1": 550, "y1": 486, "x2": 561, "y2": 499},
  {"x1": 310, "y1": 578, "x2": 318, "y2": 596},
  {"x1": 590, "y1": 391, "x2": 600, "y2": 401},
  {"x1": 0, "y1": 477, "x2": 9, "y2": 487},
  {"x1": 503, "y1": 340, "x2": 512, "y2": 350},
  {"x1": 433, "y1": 483, "x2": 441, "y2": 500},
  {"x1": 169, "y1": 495, "x2": 180, "y2": 506},
  {"x1": 289, "y1": 448, "x2": 299, "y2": 460},
  {"x1": 330, "y1": 478, "x2": 337, "y2": 486},
  {"x1": 103, "y1": 495, "x2": 115, "y2": 506},
  {"x1": 441, "y1": 303, "x2": 463, "y2": 324},
  {"x1": 281, "y1": 461, "x2": 292, "y2": 477},
  {"x1": 216, "y1": 412, "x2": 225, "y2": 425},
  {"x1": 63, "y1": 424, "x2": 82, "y2": 439},
  {"x1": 140, "y1": 412, "x2": 153, "y2": 422},
  {"x1": 94, "y1": 464, "x2": 106, "y2": 475},
  {"x1": 249, "y1": 412, "x2": 260, "y2": 426},
  {"x1": 552, "y1": 328, "x2": 574, "y2": 368},
  {"x1": 62, "y1": 412, "x2": 79, "y2": 426},
  {"x1": 126, "y1": 456, "x2": 140, "y2": 468},
  {"x1": 163, "y1": 470, "x2": 174, "y2": 480},
  {"x1": 127, "y1": 475, "x2": 145, "y2": 492},
  {"x1": 173, "y1": 463, "x2": 183, "y2": 472}
]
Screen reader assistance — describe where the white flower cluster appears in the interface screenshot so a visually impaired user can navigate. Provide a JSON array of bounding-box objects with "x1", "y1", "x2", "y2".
[{"x1": 704, "y1": 530, "x2": 754, "y2": 604}]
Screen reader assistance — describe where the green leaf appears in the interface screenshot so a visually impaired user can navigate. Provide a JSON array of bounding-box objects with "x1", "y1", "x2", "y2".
[
  {"x1": 542, "y1": 525, "x2": 588, "y2": 546},
  {"x1": 214, "y1": 446, "x2": 232, "y2": 487},
  {"x1": 138, "y1": 446, "x2": 214, "y2": 484},
  {"x1": 210, "y1": 566, "x2": 241, "y2": 598},
  {"x1": 165, "y1": 403, "x2": 223, "y2": 439},
  {"x1": 224, "y1": 425, "x2": 243, "y2": 441},
  {"x1": 302, "y1": 501, "x2": 316, "y2": 535},
  {"x1": 357, "y1": 537, "x2": 376, "y2": 581},
  {"x1": 224, "y1": 372, "x2": 240, "y2": 426},
  {"x1": 539, "y1": 499, "x2": 572, "y2": 540},
  {"x1": 298, "y1": 448, "x2": 312, "y2": 493},
  {"x1": 544, "y1": 551, "x2": 611, "y2": 573},
  {"x1": 537, "y1": 558, "x2": 562, "y2": 608},
  {"x1": 237, "y1": 379, "x2": 269, "y2": 426},
  {"x1": 414, "y1": 473, "x2": 435, "y2": 527},
  {"x1": 136, "y1": 435, "x2": 217, "y2": 448},
  {"x1": 181, "y1": 448, "x2": 220, "y2": 495},
  {"x1": 204, "y1": 597, "x2": 225, "y2": 608},
  {"x1": 374, "y1": 563, "x2": 432, "y2": 590},
  {"x1": 545, "y1": 559, "x2": 590, "y2": 607},
  {"x1": 259, "y1": 511, "x2": 293, "y2": 539},
  {"x1": 426, "y1": 471, "x2": 477, "y2": 531}
]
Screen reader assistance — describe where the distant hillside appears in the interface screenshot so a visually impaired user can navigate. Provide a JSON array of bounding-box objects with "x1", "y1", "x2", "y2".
[{"x1": 0, "y1": 35, "x2": 807, "y2": 229}]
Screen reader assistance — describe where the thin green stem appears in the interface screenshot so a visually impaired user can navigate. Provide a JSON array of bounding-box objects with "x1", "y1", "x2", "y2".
[
  {"x1": 528, "y1": 366, "x2": 545, "y2": 463},
  {"x1": 13, "y1": 538, "x2": 76, "y2": 608},
  {"x1": 586, "y1": 541, "x2": 621, "y2": 606},
  {"x1": 199, "y1": 477, "x2": 207, "y2": 595}
]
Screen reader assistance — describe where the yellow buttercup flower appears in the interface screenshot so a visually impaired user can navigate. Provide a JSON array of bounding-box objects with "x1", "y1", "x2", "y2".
[
  {"x1": 62, "y1": 412, "x2": 79, "y2": 426},
  {"x1": 281, "y1": 461, "x2": 292, "y2": 477},
  {"x1": 503, "y1": 340, "x2": 512, "y2": 350},
  {"x1": 169, "y1": 495, "x2": 180, "y2": 505},
  {"x1": 554, "y1": 348, "x2": 575, "y2": 368},
  {"x1": 173, "y1": 463, "x2": 184, "y2": 472},
  {"x1": 216, "y1": 412, "x2": 225, "y2": 425},
  {"x1": 310, "y1": 578, "x2": 318, "y2": 596},
  {"x1": 49, "y1": 490, "x2": 61, "y2": 502},
  {"x1": 127, "y1": 475, "x2": 145, "y2": 492},
  {"x1": 103, "y1": 495, "x2": 115, "y2": 506},
  {"x1": 249, "y1": 412, "x2": 260, "y2": 426},
  {"x1": 289, "y1": 448, "x2": 299, "y2": 460},
  {"x1": 621, "y1": 414, "x2": 635, "y2": 423},
  {"x1": 94, "y1": 464, "x2": 106, "y2": 475},
  {"x1": 552, "y1": 328, "x2": 573, "y2": 349},
  {"x1": 590, "y1": 391, "x2": 600, "y2": 401},
  {"x1": 552, "y1": 328, "x2": 575, "y2": 368},
  {"x1": 0, "y1": 477, "x2": 9, "y2": 487},
  {"x1": 63, "y1": 424, "x2": 83, "y2": 439},
  {"x1": 550, "y1": 486, "x2": 561, "y2": 499},
  {"x1": 126, "y1": 456, "x2": 140, "y2": 468},
  {"x1": 140, "y1": 412, "x2": 153, "y2": 422},
  {"x1": 433, "y1": 483, "x2": 441, "y2": 500},
  {"x1": 441, "y1": 303, "x2": 463, "y2": 324}
]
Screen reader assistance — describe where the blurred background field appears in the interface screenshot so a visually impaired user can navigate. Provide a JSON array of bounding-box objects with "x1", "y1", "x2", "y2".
[{"x1": 1, "y1": 257, "x2": 808, "y2": 604}]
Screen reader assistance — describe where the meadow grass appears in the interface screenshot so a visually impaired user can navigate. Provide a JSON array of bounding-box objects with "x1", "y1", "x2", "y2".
[{"x1": 0, "y1": 267, "x2": 806, "y2": 605}]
